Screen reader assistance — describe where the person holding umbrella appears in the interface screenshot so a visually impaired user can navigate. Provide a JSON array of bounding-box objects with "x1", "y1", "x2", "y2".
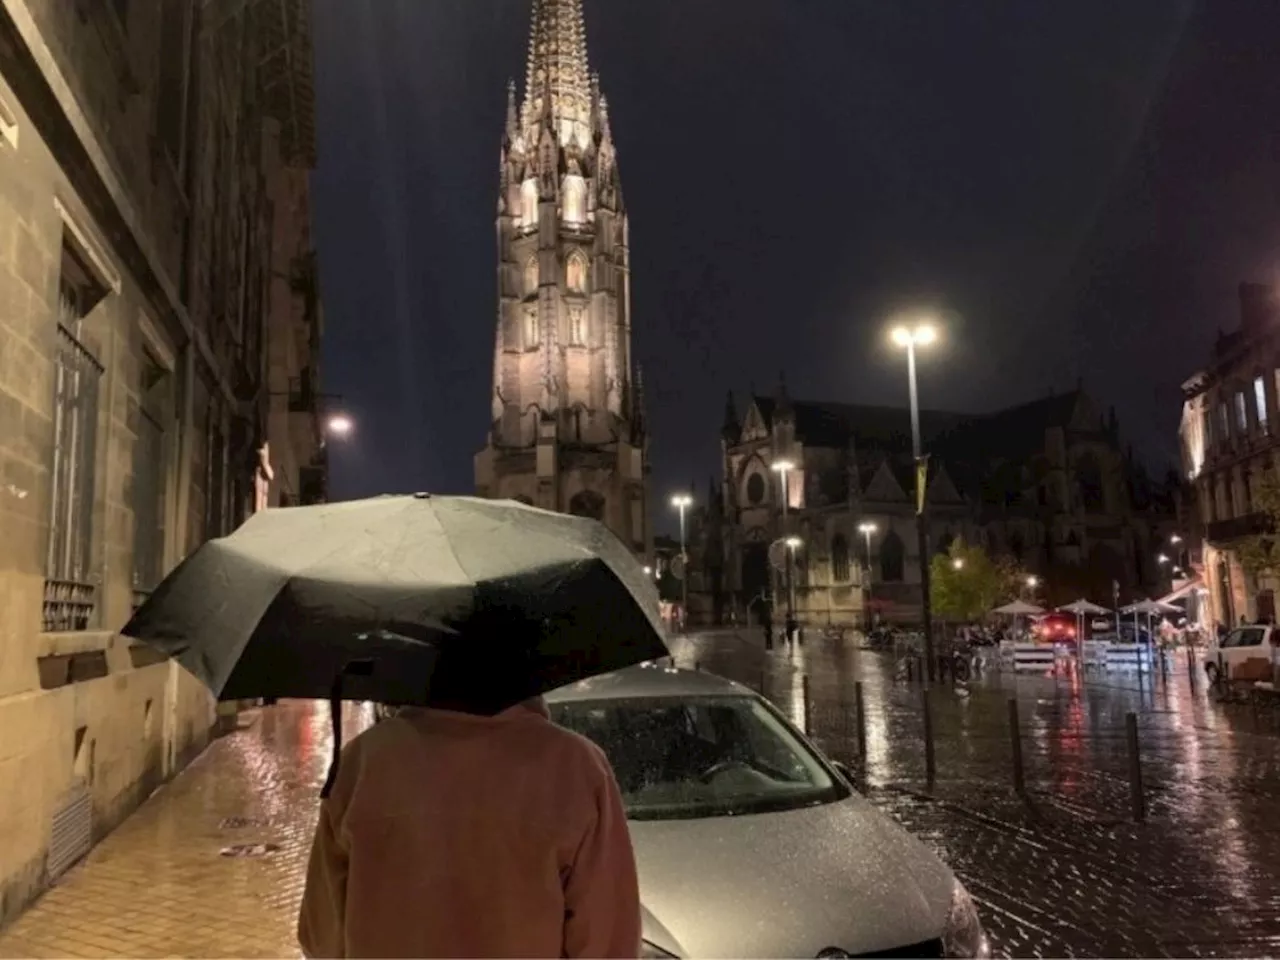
[
  {"x1": 123, "y1": 494, "x2": 668, "y2": 959},
  {"x1": 296, "y1": 619, "x2": 642, "y2": 958}
]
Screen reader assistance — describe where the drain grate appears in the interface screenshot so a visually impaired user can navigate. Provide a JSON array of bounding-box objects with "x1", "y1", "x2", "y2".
[
  {"x1": 219, "y1": 842, "x2": 280, "y2": 859},
  {"x1": 219, "y1": 816, "x2": 267, "y2": 830}
]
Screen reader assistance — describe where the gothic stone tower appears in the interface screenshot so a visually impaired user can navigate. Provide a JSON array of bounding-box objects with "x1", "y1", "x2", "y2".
[{"x1": 474, "y1": 0, "x2": 650, "y2": 555}]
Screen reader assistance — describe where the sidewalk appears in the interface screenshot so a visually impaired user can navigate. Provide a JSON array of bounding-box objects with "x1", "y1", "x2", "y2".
[{"x1": 0, "y1": 702, "x2": 368, "y2": 959}]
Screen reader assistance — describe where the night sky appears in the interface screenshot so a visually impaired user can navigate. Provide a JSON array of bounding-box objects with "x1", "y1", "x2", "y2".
[{"x1": 310, "y1": 0, "x2": 1280, "y2": 529}]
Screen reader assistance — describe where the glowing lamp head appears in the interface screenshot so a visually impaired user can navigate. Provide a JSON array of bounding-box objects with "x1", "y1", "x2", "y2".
[
  {"x1": 784, "y1": 536, "x2": 803, "y2": 550},
  {"x1": 952, "y1": 558, "x2": 965, "y2": 570},
  {"x1": 670, "y1": 494, "x2": 693, "y2": 509},
  {"x1": 1026, "y1": 575, "x2": 1039, "y2": 588},
  {"x1": 326, "y1": 414, "x2": 354, "y2": 437},
  {"x1": 891, "y1": 323, "x2": 938, "y2": 349},
  {"x1": 858, "y1": 521, "x2": 877, "y2": 535},
  {"x1": 771, "y1": 459, "x2": 796, "y2": 474}
]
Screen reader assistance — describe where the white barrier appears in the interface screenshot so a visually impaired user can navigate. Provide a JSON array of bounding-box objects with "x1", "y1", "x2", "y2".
[
  {"x1": 1105, "y1": 643, "x2": 1154, "y2": 673},
  {"x1": 999, "y1": 642, "x2": 1058, "y2": 673},
  {"x1": 1082, "y1": 641, "x2": 1111, "y2": 672}
]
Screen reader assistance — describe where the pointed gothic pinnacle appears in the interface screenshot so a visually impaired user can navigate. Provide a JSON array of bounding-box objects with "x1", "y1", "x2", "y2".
[{"x1": 505, "y1": 78, "x2": 518, "y2": 138}]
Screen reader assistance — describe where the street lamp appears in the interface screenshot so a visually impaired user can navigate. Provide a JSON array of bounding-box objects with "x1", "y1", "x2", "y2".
[
  {"x1": 772, "y1": 459, "x2": 798, "y2": 627},
  {"x1": 952, "y1": 557, "x2": 965, "y2": 570},
  {"x1": 890, "y1": 320, "x2": 938, "y2": 681},
  {"x1": 326, "y1": 413, "x2": 354, "y2": 438},
  {"x1": 670, "y1": 493, "x2": 693, "y2": 630}
]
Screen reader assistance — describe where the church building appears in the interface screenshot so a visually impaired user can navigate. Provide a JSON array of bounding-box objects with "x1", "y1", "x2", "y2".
[{"x1": 474, "y1": 0, "x2": 650, "y2": 555}]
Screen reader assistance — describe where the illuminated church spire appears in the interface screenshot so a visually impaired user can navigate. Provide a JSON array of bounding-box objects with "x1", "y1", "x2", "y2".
[
  {"x1": 521, "y1": 0, "x2": 592, "y2": 149},
  {"x1": 476, "y1": 0, "x2": 649, "y2": 554}
]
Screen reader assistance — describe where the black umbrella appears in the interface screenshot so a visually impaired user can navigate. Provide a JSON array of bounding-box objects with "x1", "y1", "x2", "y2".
[{"x1": 124, "y1": 493, "x2": 669, "y2": 793}]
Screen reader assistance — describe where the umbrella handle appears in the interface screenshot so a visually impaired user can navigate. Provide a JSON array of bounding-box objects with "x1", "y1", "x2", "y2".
[
  {"x1": 320, "y1": 676, "x2": 343, "y2": 800},
  {"x1": 319, "y1": 659, "x2": 376, "y2": 800}
]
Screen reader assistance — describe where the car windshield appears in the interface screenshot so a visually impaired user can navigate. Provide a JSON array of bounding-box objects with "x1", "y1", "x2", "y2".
[{"x1": 549, "y1": 694, "x2": 847, "y2": 821}]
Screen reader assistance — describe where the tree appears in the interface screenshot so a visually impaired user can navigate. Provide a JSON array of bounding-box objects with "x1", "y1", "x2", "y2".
[
  {"x1": 931, "y1": 538, "x2": 1020, "y2": 623},
  {"x1": 1235, "y1": 471, "x2": 1280, "y2": 577}
]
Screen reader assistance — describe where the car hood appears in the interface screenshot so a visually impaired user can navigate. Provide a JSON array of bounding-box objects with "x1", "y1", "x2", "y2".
[{"x1": 632, "y1": 795, "x2": 955, "y2": 959}]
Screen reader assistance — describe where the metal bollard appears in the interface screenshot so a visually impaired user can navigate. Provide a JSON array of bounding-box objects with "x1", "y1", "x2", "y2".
[
  {"x1": 854, "y1": 681, "x2": 867, "y2": 760},
  {"x1": 694, "y1": 660, "x2": 701, "y2": 672},
  {"x1": 1126, "y1": 712, "x2": 1145, "y2": 822},
  {"x1": 1186, "y1": 646, "x2": 1195, "y2": 693},
  {"x1": 1008, "y1": 697, "x2": 1026, "y2": 799},
  {"x1": 802, "y1": 674, "x2": 812, "y2": 735},
  {"x1": 922, "y1": 687, "x2": 935, "y2": 792}
]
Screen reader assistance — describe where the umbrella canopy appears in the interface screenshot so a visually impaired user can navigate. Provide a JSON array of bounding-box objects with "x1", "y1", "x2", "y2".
[
  {"x1": 1121, "y1": 598, "x2": 1181, "y2": 616},
  {"x1": 1058, "y1": 599, "x2": 1111, "y2": 615},
  {"x1": 125, "y1": 493, "x2": 669, "y2": 708},
  {"x1": 991, "y1": 600, "x2": 1045, "y2": 616}
]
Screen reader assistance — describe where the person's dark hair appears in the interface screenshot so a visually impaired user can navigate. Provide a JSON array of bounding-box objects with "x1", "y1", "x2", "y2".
[{"x1": 425, "y1": 604, "x2": 543, "y2": 715}]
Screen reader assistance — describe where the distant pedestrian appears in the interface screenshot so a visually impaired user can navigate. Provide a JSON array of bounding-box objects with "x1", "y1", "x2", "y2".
[{"x1": 297, "y1": 641, "x2": 641, "y2": 959}]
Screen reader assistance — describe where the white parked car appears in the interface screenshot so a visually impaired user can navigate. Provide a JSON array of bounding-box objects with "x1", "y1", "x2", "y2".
[
  {"x1": 1206, "y1": 623, "x2": 1278, "y2": 684},
  {"x1": 546, "y1": 664, "x2": 991, "y2": 959}
]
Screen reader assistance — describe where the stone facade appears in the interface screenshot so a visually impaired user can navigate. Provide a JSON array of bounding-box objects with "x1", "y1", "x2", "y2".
[
  {"x1": 474, "y1": 0, "x2": 649, "y2": 554},
  {"x1": 691, "y1": 382, "x2": 1177, "y2": 627},
  {"x1": 1180, "y1": 283, "x2": 1280, "y2": 628},
  {"x1": 0, "y1": 0, "x2": 321, "y2": 925}
]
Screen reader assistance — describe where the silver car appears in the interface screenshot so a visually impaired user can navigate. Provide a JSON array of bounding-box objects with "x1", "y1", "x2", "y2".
[{"x1": 546, "y1": 663, "x2": 991, "y2": 959}]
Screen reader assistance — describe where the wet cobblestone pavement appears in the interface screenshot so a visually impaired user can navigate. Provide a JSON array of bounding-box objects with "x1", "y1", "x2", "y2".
[
  {"x1": 671, "y1": 630, "x2": 1280, "y2": 958},
  {"x1": 1, "y1": 633, "x2": 1279, "y2": 957}
]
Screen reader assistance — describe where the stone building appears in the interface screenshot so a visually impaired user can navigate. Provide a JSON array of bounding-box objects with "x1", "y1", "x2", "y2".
[
  {"x1": 0, "y1": 0, "x2": 322, "y2": 923},
  {"x1": 691, "y1": 381, "x2": 1176, "y2": 627},
  {"x1": 474, "y1": 0, "x2": 649, "y2": 554},
  {"x1": 1180, "y1": 283, "x2": 1280, "y2": 626}
]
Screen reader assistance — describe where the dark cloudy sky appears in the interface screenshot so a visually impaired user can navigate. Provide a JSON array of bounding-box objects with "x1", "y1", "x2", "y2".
[{"x1": 311, "y1": 0, "x2": 1280, "y2": 526}]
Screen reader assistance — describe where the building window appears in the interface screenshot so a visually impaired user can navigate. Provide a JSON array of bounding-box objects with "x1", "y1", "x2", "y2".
[
  {"x1": 880, "y1": 529, "x2": 905, "y2": 582},
  {"x1": 520, "y1": 179, "x2": 538, "y2": 230},
  {"x1": 132, "y1": 350, "x2": 170, "y2": 604},
  {"x1": 524, "y1": 256, "x2": 539, "y2": 296},
  {"x1": 567, "y1": 251, "x2": 588, "y2": 293},
  {"x1": 831, "y1": 534, "x2": 850, "y2": 582},
  {"x1": 206, "y1": 413, "x2": 227, "y2": 538},
  {"x1": 523, "y1": 305, "x2": 539, "y2": 350},
  {"x1": 1219, "y1": 401, "x2": 1231, "y2": 441},
  {"x1": 45, "y1": 244, "x2": 107, "y2": 632},
  {"x1": 563, "y1": 174, "x2": 587, "y2": 224},
  {"x1": 1203, "y1": 405, "x2": 1214, "y2": 451},
  {"x1": 1235, "y1": 391, "x2": 1248, "y2": 434},
  {"x1": 568, "y1": 306, "x2": 586, "y2": 346},
  {"x1": 568, "y1": 490, "x2": 605, "y2": 522},
  {"x1": 0, "y1": 92, "x2": 17, "y2": 150},
  {"x1": 745, "y1": 471, "x2": 766, "y2": 505},
  {"x1": 1256, "y1": 376, "x2": 1269, "y2": 435}
]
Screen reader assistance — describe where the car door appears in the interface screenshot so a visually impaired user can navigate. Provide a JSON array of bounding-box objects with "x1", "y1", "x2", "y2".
[{"x1": 1223, "y1": 626, "x2": 1268, "y2": 677}]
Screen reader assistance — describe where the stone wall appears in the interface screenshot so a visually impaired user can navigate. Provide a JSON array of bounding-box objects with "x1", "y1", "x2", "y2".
[{"x1": 0, "y1": 0, "x2": 313, "y2": 927}]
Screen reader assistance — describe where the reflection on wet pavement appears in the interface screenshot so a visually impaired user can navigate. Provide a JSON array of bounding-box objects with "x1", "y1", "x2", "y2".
[
  {"x1": 1, "y1": 633, "x2": 1277, "y2": 958},
  {"x1": 0, "y1": 701, "x2": 375, "y2": 959},
  {"x1": 670, "y1": 630, "x2": 1280, "y2": 958}
]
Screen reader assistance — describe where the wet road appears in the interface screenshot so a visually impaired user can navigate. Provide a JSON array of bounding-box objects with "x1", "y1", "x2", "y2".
[
  {"x1": 671, "y1": 629, "x2": 1280, "y2": 958},
  {"x1": 0, "y1": 632, "x2": 1278, "y2": 957}
]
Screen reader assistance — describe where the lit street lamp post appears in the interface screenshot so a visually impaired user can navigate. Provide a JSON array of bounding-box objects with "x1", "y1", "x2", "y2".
[
  {"x1": 670, "y1": 493, "x2": 693, "y2": 631},
  {"x1": 891, "y1": 322, "x2": 938, "y2": 682},
  {"x1": 772, "y1": 459, "x2": 797, "y2": 632}
]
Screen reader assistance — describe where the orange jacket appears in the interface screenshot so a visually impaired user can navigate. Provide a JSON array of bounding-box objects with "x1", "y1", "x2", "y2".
[{"x1": 298, "y1": 698, "x2": 641, "y2": 958}]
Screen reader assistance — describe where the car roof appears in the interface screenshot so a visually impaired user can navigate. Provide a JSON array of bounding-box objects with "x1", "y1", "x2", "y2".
[{"x1": 545, "y1": 662, "x2": 752, "y2": 705}]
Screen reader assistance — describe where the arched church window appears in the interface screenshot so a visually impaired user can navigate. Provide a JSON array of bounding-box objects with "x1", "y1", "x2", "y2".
[
  {"x1": 568, "y1": 490, "x2": 606, "y2": 522},
  {"x1": 1076, "y1": 452, "x2": 1105, "y2": 512},
  {"x1": 880, "y1": 529, "x2": 905, "y2": 583},
  {"x1": 831, "y1": 534, "x2": 850, "y2": 582},
  {"x1": 568, "y1": 306, "x2": 586, "y2": 346},
  {"x1": 520, "y1": 179, "x2": 538, "y2": 230},
  {"x1": 567, "y1": 252, "x2": 588, "y2": 293},
  {"x1": 524, "y1": 257, "x2": 539, "y2": 296},
  {"x1": 745, "y1": 472, "x2": 766, "y2": 505},
  {"x1": 563, "y1": 175, "x2": 587, "y2": 225},
  {"x1": 522, "y1": 306, "x2": 539, "y2": 350}
]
